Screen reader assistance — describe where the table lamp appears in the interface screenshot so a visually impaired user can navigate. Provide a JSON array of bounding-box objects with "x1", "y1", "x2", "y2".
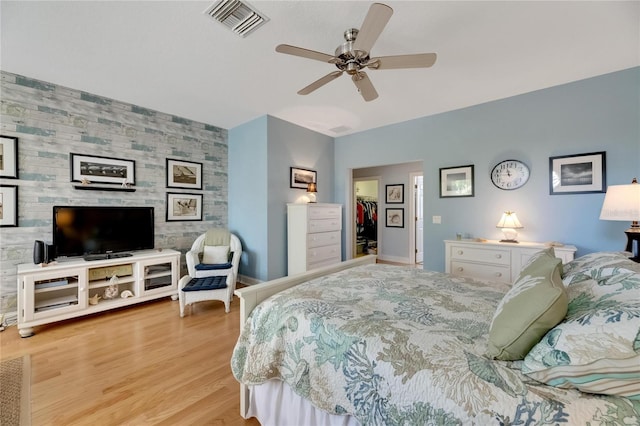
[
  {"x1": 496, "y1": 211, "x2": 523, "y2": 243},
  {"x1": 599, "y1": 178, "x2": 640, "y2": 261}
]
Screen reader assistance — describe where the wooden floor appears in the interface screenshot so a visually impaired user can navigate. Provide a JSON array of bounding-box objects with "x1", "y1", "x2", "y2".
[{"x1": 0, "y1": 294, "x2": 260, "y2": 425}]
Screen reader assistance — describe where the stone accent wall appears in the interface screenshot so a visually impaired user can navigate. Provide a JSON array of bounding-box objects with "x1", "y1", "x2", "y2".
[{"x1": 0, "y1": 71, "x2": 228, "y2": 320}]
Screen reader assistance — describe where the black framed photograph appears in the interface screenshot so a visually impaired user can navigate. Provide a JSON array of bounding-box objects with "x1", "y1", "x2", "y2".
[
  {"x1": 0, "y1": 185, "x2": 18, "y2": 227},
  {"x1": 385, "y1": 208, "x2": 404, "y2": 228},
  {"x1": 549, "y1": 151, "x2": 606, "y2": 195},
  {"x1": 0, "y1": 135, "x2": 18, "y2": 179},
  {"x1": 71, "y1": 153, "x2": 135, "y2": 185},
  {"x1": 290, "y1": 167, "x2": 317, "y2": 189},
  {"x1": 385, "y1": 184, "x2": 404, "y2": 204},
  {"x1": 166, "y1": 192, "x2": 203, "y2": 221},
  {"x1": 440, "y1": 165, "x2": 474, "y2": 198},
  {"x1": 166, "y1": 158, "x2": 203, "y2": 190}
]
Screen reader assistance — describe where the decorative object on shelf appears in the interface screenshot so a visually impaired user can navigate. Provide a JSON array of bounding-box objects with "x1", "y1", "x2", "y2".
[
  {"x1": 80, "y1": 177, "x2": 91, "y2": 185},
  {"x1": 0, "y1": 135, "x2": 19, "y2": 178},
  {"x1": 385, "y1": 184, "x2": 404, "y2": 204},
  {"x1": 166, "y1": 158, "x2": 203, "y2": 190},
  {"x1": 103, "y1": 276, "x2": 119, "y2": 299},
  {"x1": 549, "y1": 151, "x2": 606, "y2": 195},
  {"x1": 306, "y1": 182, "x2": 317, "y2": 203},
  {"x1": 166, "y1": 192, "x2": 203, "y2": 221},
  {"x1": 385, "y1": 208, "x2": 404, "y2": 228},
  {"x1": 121, "y1": 179, "x2": 133, "y2": 189},
  {"x1": 491, "y1": 159, "x2": 530, "y2": 190},
  {"x1": 120, "y1": 290, "x2": 134, "y2": 298},
  {"x1": 70, "y1": 153, "x2": 135, "y2": 186},
  {"x1": 89, "y1": 294, "x2": 101, "y2": 305},
  {"x1": 496, "y1": 211, "x2": 523, "y2": 243},
  {"x1": 0, "y1": 185, "x2": 18, "y2": 227},
  {"x1": 439, "y1": 165, "x2": 474, "y2": 198},
  {"x1": 290, "y1": 167, "x2": 316, "y2": 189},
  {"x1": 599, "y1": 177, "x2": 640, "y2": 262}
]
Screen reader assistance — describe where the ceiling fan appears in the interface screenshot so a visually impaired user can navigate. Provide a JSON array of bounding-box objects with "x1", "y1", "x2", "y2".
[{"x1": 275, "y1": 2, "x2": 437, "y2": 102}]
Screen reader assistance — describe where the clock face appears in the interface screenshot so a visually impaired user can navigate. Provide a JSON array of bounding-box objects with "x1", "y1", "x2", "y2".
[{"x1": 491, "y1": 160, "x2": 530, "y2": 190}]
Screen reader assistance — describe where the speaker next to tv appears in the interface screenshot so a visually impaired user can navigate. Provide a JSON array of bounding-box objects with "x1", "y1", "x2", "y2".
[
  {"x1": 33, "y1": 240, "x2": 45, "y2": 264},
  {"x1": 33, "y1": 241, "x2": 55, "y2": 264}
]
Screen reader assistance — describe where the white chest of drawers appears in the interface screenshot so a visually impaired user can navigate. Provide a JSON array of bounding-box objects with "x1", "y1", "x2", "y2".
[
  {"x1": 288, "y1": 203, "x2": 342, "y2": 275},
  {"x1": 444, "y1": 239, "x2": 577, "y2": 284}
]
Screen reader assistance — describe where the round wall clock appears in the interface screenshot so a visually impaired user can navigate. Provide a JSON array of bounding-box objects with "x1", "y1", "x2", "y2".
[{"x1": 491, "y1": 160, "x2": 530, "y2": 190}]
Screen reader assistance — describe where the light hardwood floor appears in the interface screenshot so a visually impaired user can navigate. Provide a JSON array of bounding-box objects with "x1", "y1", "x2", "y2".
[{"x1": 0, "y1": 294, "x2": 260, "y2": 425}]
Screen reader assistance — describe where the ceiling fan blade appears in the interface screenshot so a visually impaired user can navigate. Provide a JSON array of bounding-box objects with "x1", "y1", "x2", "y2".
[
  {"x1": 275, "y1": 44, "x2": 335, "y2": 63},
  {"x1": 369, "y1": 53, "x2": 437, "y2": 70},
  {"x1": 298, "y1": 71, "x2": 343, "y2": 95},
  {"x1": 351, "y1": 72, "x2": 378, "y2": 102},
  {"x1": 352, "y1": 3, "x2": 393, "y2": 55}
]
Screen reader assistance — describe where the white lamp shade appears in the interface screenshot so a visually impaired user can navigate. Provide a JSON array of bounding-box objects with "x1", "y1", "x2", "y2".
[
  {"x1": 496, "y1": 211, "x2": 523, "y2": 229},
  {"x1": 600, "y1": 182, "x2": 640, "y2": 221}
]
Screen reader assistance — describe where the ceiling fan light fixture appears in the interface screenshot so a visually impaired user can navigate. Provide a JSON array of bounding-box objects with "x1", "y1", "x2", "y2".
[{"x1": 203, "y1": 0, "x2": 268, "y2": 38}]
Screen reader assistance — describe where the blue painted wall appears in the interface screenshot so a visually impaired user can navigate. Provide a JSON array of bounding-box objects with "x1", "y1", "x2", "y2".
[
  {"x1": 335, "y1": 67, "x2": 640, "y2": 272},
  {"x1": 229, "y1": 116, "x2": 334, "y2": 281}
]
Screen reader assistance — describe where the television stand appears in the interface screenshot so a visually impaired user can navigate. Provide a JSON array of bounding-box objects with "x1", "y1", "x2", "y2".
[
  {"x1": 83, "y1": 253, "x2": 133, "y2": 261},
  {"x1": 17, "y1": 249, "x2": 180, "y2": 337}
]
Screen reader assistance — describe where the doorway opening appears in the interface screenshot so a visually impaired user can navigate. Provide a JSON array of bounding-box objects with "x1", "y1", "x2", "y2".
[
  {"x1": 354, "y1": 178, "x2": 379, "y2": 258},
  {"x1": 410, "y1": 173, "x2": 424, "y2": 264}
]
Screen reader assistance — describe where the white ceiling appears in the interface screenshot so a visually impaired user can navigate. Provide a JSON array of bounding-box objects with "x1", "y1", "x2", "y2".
[{"x1": 2, "y1": 1, "x2": 639, "y2": 137}]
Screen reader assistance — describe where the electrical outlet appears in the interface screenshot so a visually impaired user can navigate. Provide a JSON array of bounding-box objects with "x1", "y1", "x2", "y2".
[{"x1": 432, "y1": 215, "x2": 441, "y2": 224}]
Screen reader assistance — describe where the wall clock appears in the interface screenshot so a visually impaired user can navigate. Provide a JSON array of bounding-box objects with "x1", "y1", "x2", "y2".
[{"x1": 491, "y1": 160, "x2": 530, "y2": 190}]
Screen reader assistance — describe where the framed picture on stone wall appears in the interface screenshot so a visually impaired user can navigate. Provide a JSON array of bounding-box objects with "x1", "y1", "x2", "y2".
[
  {"x1": 0, "y1": 135, "x2": 19, "y2": 179},
  {"x1": 71, "y1": 153, "x2": 135, "y2": 185},
  {"x1": 166, "y1": 158, "x2": 203, "y2": 190},
  {"x1": 166, "y1": 192, "x2": 203, "y2": 221},
  {"x1": 0, "y1": 185, "x2": 18, "y2": 227}
]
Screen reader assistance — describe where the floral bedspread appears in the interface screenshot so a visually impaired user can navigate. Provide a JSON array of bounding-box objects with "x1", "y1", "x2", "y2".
[{"x1": 231, "y1": 264, "x2": 639, "y2": 425}]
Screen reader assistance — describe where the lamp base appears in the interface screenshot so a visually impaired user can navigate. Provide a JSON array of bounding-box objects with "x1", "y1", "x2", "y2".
[{"x1": 625, "y1": 227, "x2": 640, "y2": 262}]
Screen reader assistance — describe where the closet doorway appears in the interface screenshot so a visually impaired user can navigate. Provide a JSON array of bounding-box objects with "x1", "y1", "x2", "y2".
[
  {"x1": 354, "y1": 178, "x2": 380, "y2": 258},
  {"x1": 410, "y1": 173, "x2": 424, "y2": 264}
]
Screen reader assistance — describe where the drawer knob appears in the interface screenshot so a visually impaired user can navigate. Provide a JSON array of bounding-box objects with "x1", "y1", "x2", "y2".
[
  {"x1": 457, "y1": 267, "x2": 463, "y2": 272},
  {"x1": 495, "y1": 254, "x2": 502, "y2": 259},
  {"x1": 457, "y1": 250, "x2": 463, "y2": 255},
  {"x1": 495, "y1": 272, "x2": 502, "y2": 277}
]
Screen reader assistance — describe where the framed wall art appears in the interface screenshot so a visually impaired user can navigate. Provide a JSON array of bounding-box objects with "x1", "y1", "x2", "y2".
[
  {"x1": 71, "y1": 153, "x2": 135, "y2": 185},
  {"x1": 549, "y1": 151, "x2": 606, "y2": 195},
  {"x1": 166, "y1": 158, "x2": 203, "y2": 190},
  {"x1": 0, "y1": 185, "x2": 18, "y2": 227},
  {"x1": 385, "y1": 208, "x2": 404, "y2": 228},
  {"x1": 440, "y1": 165, "x2": 474, "y2": 198},
  {"x1": 385, "y1": 184, "x2": 404, "y2": 204},
  {"x1": 290, "y1": 167, "x2": 317, "y2": 189},
  {"x1": 166, "y1": 192, "x2": 203, "y2": 221},
  {"x1": 0, "y1": 135, "x2": 18, "y2": 179}
]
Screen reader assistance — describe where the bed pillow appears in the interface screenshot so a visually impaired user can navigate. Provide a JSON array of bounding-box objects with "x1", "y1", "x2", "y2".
[
  {"x1": 487, "y1": 248, "x2": 568, "y2": 361},
  {"x1": 522, "y1": 267, "x2": 640, "y2": 399},
  {"x1": 202, "y1": 245, "x2": 230, "y2": 264},
  {"x1": 562, "y1": 251, "x2": 640, "y2": 286}
]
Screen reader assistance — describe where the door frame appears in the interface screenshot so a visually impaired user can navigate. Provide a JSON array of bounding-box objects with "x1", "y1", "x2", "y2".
[{"x1": 409, "y1": 172, "x2": 423, "y2": 265}]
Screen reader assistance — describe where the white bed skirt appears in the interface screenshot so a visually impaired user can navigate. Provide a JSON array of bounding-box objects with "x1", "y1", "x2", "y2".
[{"x1": 248, "y1": 380, "x2": 361, "y2": 426}]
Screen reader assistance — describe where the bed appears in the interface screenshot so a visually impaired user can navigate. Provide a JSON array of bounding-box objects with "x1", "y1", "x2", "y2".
[{"x1": 232, "y1": 251, "x2": 640, "y2": 425}]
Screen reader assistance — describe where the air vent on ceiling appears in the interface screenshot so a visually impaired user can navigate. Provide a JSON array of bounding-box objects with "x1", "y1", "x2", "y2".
[{"x1": 203, "y1": 0, "x2": 268, "y2": 38}]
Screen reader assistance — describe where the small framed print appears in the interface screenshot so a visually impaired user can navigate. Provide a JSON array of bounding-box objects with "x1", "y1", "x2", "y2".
[
  {"x1": 385, "y1": 184, "x2": 404, "y2": 204},
  {"x1": 0, "y1": 135, "x2": 19, "y2": 179},
  {"x1": 290, "y1": 167, "x2": 317, "y2": 189},
  {"x1": 549, "y1": 151, "x2": 606, "y2": 195},
  {"x1": 71, "y1": 153, "x2": 135, "y2": 185},
  {"x1": 166, "y1": 192, "x2": 203, "y2": 221},
  {"x1": 440, "y1": 165, "x2": 474, "y2": 198},
  {"x1": 385, "y1": 208, "x2": 404, "y2": 228},
  {"x1": 166, "y1": 158, "x2": 203, "y2": 190},
  {"x1": 0, "y1": 185, "x2": 18, "y2": 227}
]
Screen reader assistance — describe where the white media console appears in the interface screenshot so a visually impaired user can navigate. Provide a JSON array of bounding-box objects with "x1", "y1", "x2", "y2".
[{"x1": 16, "y1": 249, "x2": 180, "y2": 337}]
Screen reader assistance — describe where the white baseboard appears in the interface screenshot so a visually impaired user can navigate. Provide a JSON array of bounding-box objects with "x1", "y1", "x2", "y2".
[{"x1": 237, "y1": 274, "x2": 262, "y2": 286}]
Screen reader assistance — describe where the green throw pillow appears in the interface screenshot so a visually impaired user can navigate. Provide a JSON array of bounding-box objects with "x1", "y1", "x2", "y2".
[{"x1": 486, "y1": 248, "x2": 568, "y2": 360}]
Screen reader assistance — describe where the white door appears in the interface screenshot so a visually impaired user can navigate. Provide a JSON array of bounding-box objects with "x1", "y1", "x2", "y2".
[{"x1": 414, "y1": 175, "x2": 424, "y2": 263}]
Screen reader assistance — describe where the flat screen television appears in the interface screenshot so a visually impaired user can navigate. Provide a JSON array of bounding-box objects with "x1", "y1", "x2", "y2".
[{"x1": 53, "y1": 206, "x2": 154, "y2": 260}]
